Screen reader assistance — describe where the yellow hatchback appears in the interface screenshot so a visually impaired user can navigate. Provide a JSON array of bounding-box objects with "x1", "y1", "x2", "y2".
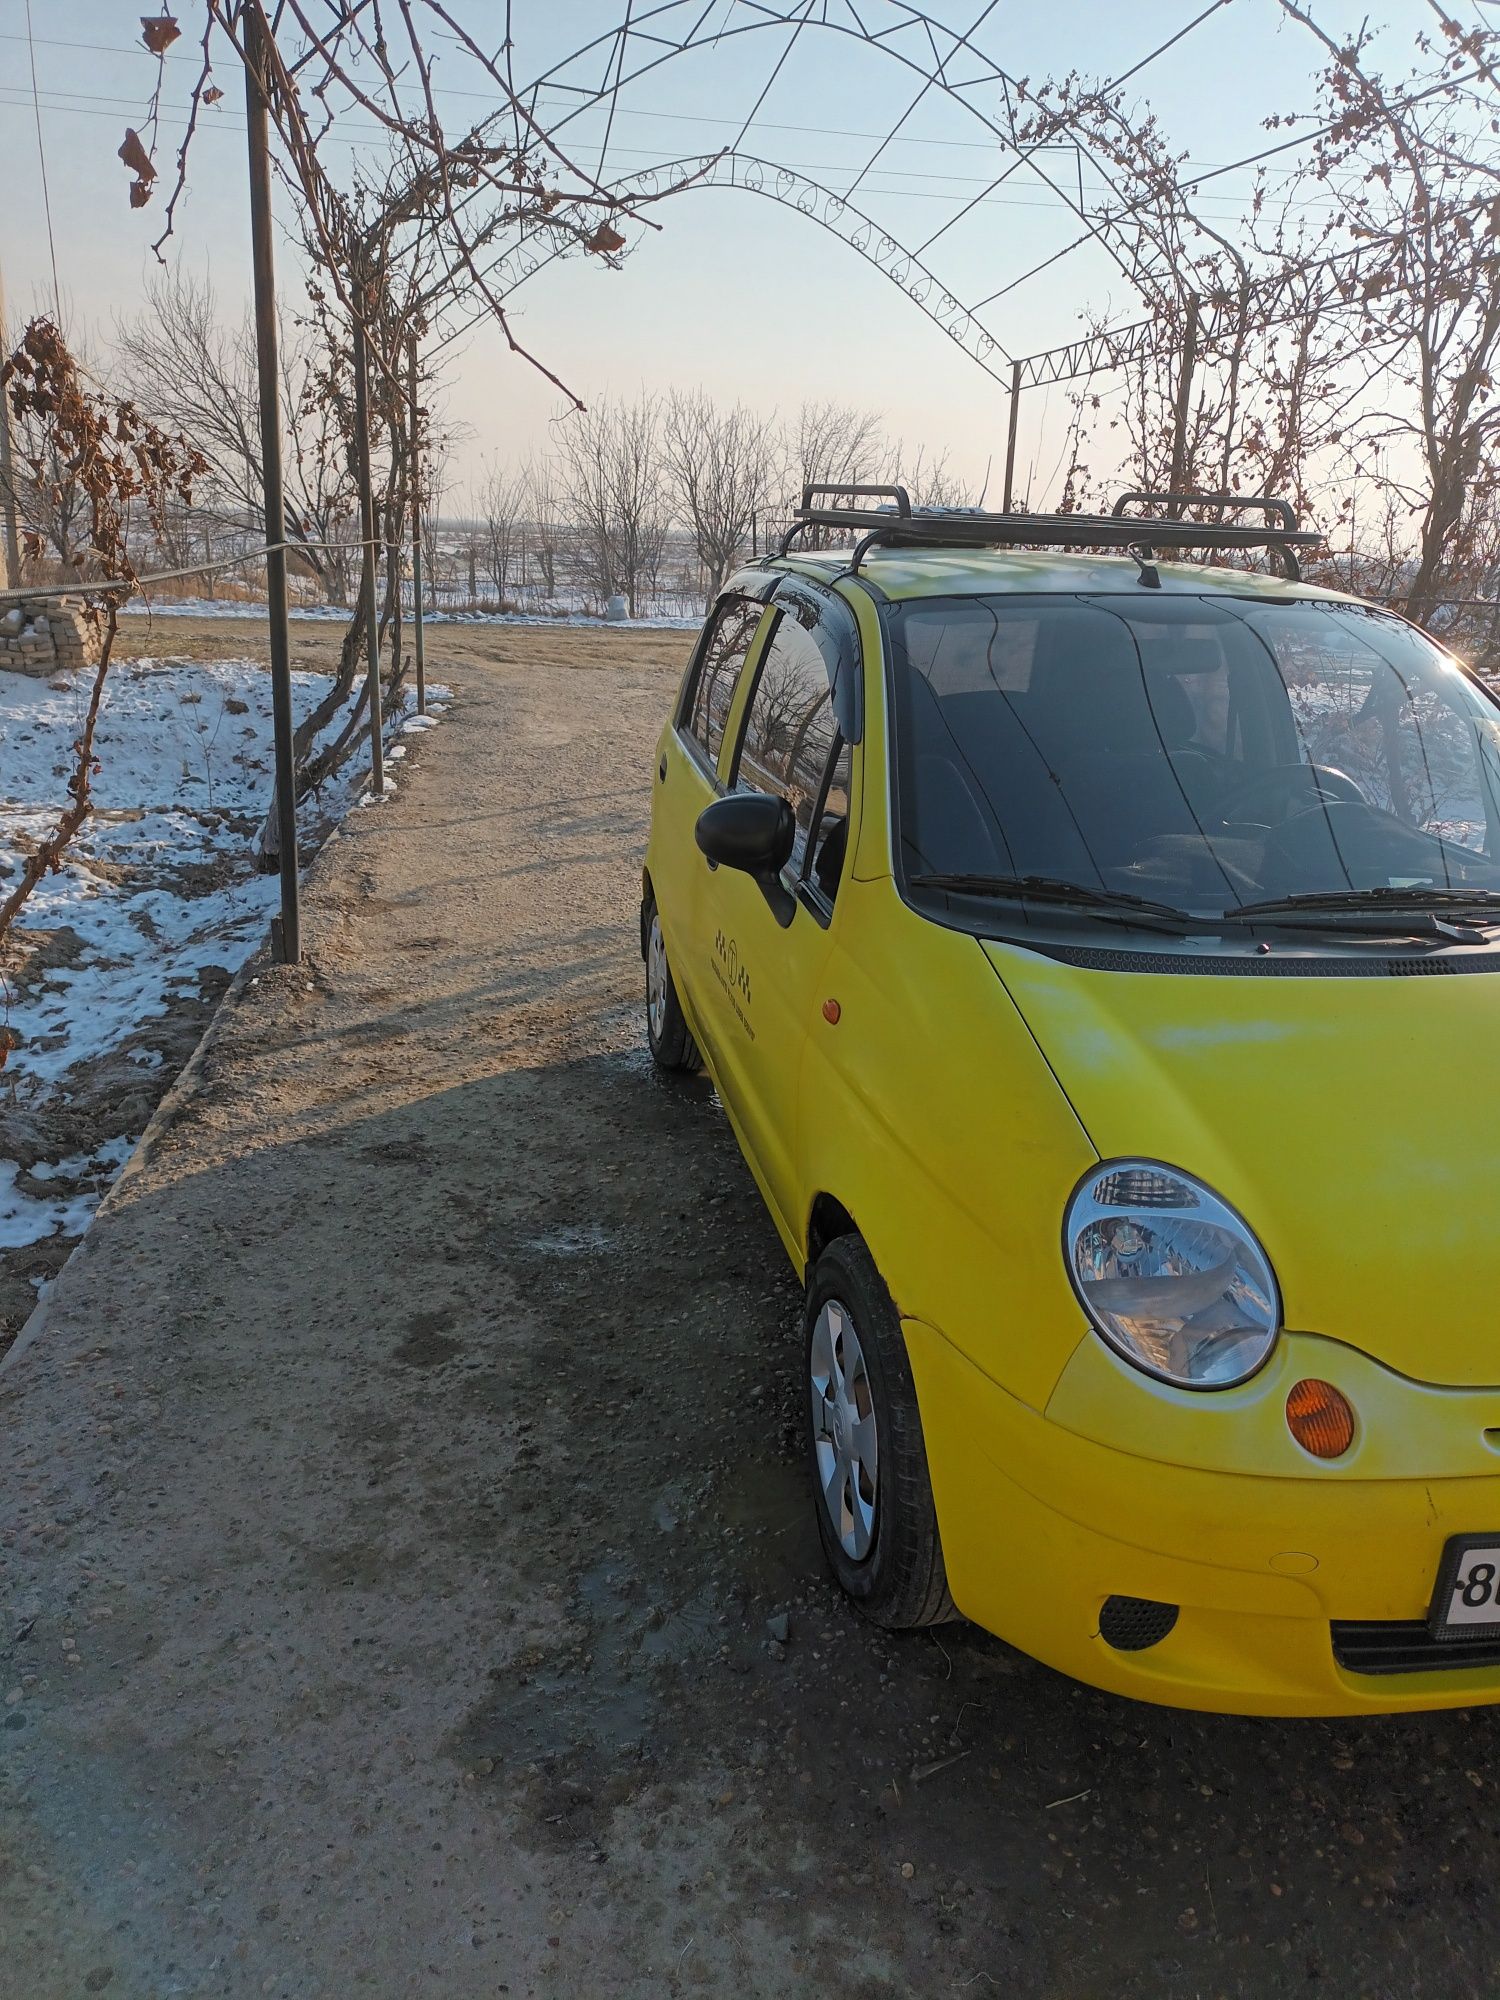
[{"x1": 641, "y1": 487, "x2": 1500, "y2": 1716}]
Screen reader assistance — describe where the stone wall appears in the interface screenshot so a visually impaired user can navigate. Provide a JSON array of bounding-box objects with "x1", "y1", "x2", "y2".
[{"x1": 0, "y1": 598, "x2": 103, "y2": 678}]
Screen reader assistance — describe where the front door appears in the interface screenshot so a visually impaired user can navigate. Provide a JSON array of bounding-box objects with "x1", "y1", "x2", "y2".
[
  {"x1": 650, "y1": 592, "x2": 772, "y2": 1045},
  {"x1": 695, "y1": 584, "x2": 859, "y2": 1247}
]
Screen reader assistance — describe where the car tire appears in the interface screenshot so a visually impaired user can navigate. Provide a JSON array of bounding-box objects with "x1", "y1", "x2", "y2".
[
  {"x1": 803, "y1": 1234, "x2": 957, "y2": 1629},
  {"x1": 643, "y1": 893, "x2": 701, "y2": 1073}
]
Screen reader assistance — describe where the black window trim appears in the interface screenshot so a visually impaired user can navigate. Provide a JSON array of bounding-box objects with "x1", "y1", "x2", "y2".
[{"x1": 794, "y1": 727, "x2": 849, "y2": 928}]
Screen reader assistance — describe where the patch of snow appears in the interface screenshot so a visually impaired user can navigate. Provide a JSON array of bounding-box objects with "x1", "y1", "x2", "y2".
[
  {"x1": 0, "y1": 1139, "x2": 134, "y2": 1252},
  {"x1": 1, "y1": 656, "x2": 450, "y2": 1262}
]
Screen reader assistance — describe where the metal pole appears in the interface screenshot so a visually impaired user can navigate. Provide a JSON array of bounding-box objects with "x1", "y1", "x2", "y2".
[
  {"x1": 1002, "y1": 358, "x2": 1023, "y2": 513},
  {"x1": 1167, "y1": 295, "x2": 1201, "y2": 512},
  {"x1": 0, "y1": 259, "x2": 21, "y2": 590},
  {"x1": 243, "y1": 4, "x2": 300, "y2": 963},
  {"x1": 408, "y1": 333, "x2": 426, "y2": 715},
  {"x1": 352, "y1": 302, "x2": 385, "y2": 795}
]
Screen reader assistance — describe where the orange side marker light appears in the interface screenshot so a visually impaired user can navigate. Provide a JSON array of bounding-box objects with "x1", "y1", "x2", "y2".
[
  {"x1": 1286, "y1": 1378, "x2": 1355, "y2": 1459},
  {"x1": 821, "y1": 998, "x2": 841, "y2": 1024}
]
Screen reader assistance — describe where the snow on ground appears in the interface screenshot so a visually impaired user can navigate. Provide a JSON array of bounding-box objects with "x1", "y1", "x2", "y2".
[
  {"x1": 0, "y1": 654, "x2": 448, "y2": 1322},
  {"x1": 126, "y1": 593, "x2": 702, "y2": 631}
]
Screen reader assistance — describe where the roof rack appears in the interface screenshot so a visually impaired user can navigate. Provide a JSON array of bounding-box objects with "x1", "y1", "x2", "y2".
[{"x1": 781, "y1": 484, "x2": 1321, "y2": 582}]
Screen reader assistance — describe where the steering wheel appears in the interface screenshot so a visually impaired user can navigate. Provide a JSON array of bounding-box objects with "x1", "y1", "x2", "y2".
[{"x1": 1223, "y1": 764, "x2": 1369, "y2": 825}]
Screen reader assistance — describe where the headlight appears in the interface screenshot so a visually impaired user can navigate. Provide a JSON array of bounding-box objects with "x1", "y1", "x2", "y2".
[{"x1": 1064, "y1": 1162, "x2": 1280, "y2": 1389}]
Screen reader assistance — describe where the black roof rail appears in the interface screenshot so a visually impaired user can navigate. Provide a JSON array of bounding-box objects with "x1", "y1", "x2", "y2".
[
  {"x1": 780, "y1": 486, "x2": 1320, "y2": 581},
  {"x1": 801, "y1": 482, "x2": 912, "y2": 516},
  {"x1": 1111, "y1": 490, "x2": 1302, "y2": 535},
  {"x1": 781, "y1": 484, "x2": 912, "y2": 558}
]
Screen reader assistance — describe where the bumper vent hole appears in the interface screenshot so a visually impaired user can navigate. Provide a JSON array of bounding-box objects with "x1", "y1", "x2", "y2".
[{"x1": 1099, "y1": 1595, "x2": 1179, "y2": 1652}]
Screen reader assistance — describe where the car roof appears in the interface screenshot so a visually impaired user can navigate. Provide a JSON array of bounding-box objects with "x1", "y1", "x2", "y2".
[{"x1": 771, "y1": 546, "x2": 1362, "y2": 608}]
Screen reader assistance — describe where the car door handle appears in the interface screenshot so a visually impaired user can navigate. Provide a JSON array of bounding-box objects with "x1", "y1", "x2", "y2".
[{"x1": 658, "y1": 756, "x2": 668, "y2": 780}]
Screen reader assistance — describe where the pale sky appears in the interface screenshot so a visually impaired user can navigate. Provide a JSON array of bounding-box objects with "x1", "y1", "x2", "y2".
[{"x1": 0, "y1": 0, "x2": 1464, "y2": 506}]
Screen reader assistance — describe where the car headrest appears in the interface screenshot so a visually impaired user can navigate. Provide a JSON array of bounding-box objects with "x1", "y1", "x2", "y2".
[{"x1": 1145, "y1": 672, "x2": 1196, "y2": 750}]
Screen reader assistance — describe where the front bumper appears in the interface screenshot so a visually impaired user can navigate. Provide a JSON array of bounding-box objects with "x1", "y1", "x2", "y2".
[{"x1": 905, "y1": 1320, "x2": 1500, "y2": 1716}]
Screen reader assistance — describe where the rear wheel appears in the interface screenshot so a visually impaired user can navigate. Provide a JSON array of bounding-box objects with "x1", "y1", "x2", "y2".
[
  {"x1": 804, "y1": 1234, "x2": 956, "y2": 1628},
  {"x1": 643, "y1": 895, "x2": 700, "y2": 1073}
]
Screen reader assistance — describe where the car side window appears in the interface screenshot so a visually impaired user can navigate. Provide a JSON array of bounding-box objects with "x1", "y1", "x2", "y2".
[
  {"x1": 732, "y1": 609, "x2": 850, "y2": 900},
  {"x1": 680, "y1": 596, "x2": 762, "y2": 771}
]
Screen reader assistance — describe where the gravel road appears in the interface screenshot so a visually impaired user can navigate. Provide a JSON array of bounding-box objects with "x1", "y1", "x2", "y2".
[{"x1": 3, "y1": 625, "x2": 1498, "y2": 1998}]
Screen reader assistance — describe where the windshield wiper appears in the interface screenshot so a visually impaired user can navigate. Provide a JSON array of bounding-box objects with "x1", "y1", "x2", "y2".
[
  {"x1": 908, "y1": 872, "x2": 1194, "y2": 931},
  {"x1": 1220, "y1": 887, "x2": 1500, "y2": 942}
]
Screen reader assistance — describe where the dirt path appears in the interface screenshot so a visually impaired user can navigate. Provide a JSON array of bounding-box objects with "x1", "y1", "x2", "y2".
[{"x1": 3, "y1": 630, "x2": 1495, "y2": 1999}]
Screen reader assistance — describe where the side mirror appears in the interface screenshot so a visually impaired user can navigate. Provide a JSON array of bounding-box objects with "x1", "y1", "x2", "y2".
[
  {"x1": 695, "y1": 792, "x2": 798, "y2": 925},
  {"x1": 695, "y1": 791, "x2": 795, "y2": 875}
]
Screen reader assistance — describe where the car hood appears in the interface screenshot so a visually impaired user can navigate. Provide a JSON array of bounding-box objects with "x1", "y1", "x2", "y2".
[{"x1": 984, "y1": 941, "x2": 1500, "y2": 1388}]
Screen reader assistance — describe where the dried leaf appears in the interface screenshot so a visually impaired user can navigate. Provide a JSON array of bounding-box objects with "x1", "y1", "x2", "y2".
[
  {"x1": 129, "y1": 179, "x2": 154, "y2": 209},
  {"x1": 585, "y1": 221, "x2": 626, "y2": 256},
  {"x1": 202, "y1": 84, "x2": 224, "y2": 105},
  {"x1": 119, "y1": 128, "x2": 157, "y2": 182},
  {"x1": 141, "y1": 14, "x2": 181, "y2": 54}
]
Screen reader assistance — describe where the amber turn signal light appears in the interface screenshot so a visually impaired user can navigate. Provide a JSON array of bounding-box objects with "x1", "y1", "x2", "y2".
[{"x1": 1286, "y1": 1378, "x2": 1355, "y2": 1459}]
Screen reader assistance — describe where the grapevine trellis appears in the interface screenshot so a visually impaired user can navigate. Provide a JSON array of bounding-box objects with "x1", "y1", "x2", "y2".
[{"x1": 23, "y1": 0, "x2": 1483, "y2": 966}]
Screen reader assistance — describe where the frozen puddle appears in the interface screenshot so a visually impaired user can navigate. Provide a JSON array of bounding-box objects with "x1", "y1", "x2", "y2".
[{"x1": 521, "y1": 1223, "x2": 615, "y2": 1257}]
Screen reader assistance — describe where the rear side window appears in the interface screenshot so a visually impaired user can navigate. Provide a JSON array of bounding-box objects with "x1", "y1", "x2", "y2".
[
  {"x1": 733, "y1": 610, "x2": 846, "y2": 886},
  {"x1": 681, "y1": 597, "x2": 762, "y2": 769}
]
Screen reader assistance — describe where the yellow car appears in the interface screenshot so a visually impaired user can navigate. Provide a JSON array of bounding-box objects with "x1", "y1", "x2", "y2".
[{"x1": 641, "y1": 487, "x2": 1500, "y2": 1716}]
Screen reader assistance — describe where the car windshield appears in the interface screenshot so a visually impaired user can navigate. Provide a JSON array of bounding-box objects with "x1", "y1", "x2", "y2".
[{"x1": 888, "y1": 593, "x2": 1500, "y2": 922}]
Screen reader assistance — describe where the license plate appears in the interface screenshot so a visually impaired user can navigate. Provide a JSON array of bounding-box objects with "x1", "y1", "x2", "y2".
[{"x1": 1429, "y1": 1535, "x2": 1500, "y2": 1637}]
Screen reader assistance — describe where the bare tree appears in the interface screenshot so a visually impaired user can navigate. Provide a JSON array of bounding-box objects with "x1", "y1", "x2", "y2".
[
  {"x1": 0, "y1": 312, "x2": 97, "y2": 576},
  {"x1": 521, "y1": 453, "x2": 564, "y2": 598},
  {"x1": 1274, "y1": 3, "x2": 1500, "y2": 624},
  {"x1": 663, "y1": 389, "x2": 779, "y2": 608},
  {"x1": 115, "y1": 274, "x2": 359, "y2": 604},
  {"x1": 420, "y1": 432, "x2": 451, "y2": 615},
  {"x1": 1015, "y1": 13, "x2": 1500, "y2": 622},
  {"x1": 556, "y1": 394, "x2": 670, "y2": 616},
  {"x1": 789, "y1": 400, "x2": 887, "y2": 499},
  {"x1": 477, "y1": 462, "x2": 527, "y2": 604},
  {"x1": 1, "y1": 320, "x2": 206, "y2": 944},
  {"x1": 893, "y1": 441, "x2": 975, "y2": 509}
]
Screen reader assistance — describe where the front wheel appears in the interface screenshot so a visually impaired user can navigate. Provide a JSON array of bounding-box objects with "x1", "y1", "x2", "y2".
[
  {"x1": 643, "y1": 894, "x2": 700, "y2": 1073},
  {"x1": 804, "y1": 1235, "x2": 956, "y2": 1628}
]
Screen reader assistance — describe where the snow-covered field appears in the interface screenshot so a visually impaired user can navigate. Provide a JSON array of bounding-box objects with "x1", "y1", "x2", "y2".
[
  {"x1": 0, "y1": 653, "x2": 447, "y2": 1340},
  {"x1": 127, "y1": 593, "x2": 702, "y2": 631}
]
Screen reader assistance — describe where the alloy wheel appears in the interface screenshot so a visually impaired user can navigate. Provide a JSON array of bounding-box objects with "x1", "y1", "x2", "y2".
[
  {"x1": 646, "y1": 911, "x2": 669, "y2": 1043},
  {"x1": 809, "y1": 1296, "x2": 879, "y2": 1561}
]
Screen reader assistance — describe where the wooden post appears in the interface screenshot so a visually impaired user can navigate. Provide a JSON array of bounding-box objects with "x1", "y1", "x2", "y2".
[{"x1": 243, "y1": 3, "x2": 300, "y2": 961}]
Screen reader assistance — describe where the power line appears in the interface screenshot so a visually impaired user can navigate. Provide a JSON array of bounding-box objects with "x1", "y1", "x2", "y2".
[
  {"x1": 0, "y1": 27, "x2": 1377, "y2": 190},
  {"x1": 23, "y1": 0, "x2": 61, "y2": 316},
  {"x1": 0, "y1": 72, "x2": 1360, "y2": 223},
  {"x1": 0, "y1": 84, "x2": 1358, "y2": 223}
]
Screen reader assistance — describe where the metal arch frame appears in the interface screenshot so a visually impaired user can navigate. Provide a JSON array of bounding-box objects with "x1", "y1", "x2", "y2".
[
  {"x1": 515, "y1": 0, "x2": 1170, "y2": 307},
  {"x1": 430, "y1": 152, "x2": 1011, "y2": 385},
  {"x1": 993, "y1": 218, "x2": 1430, "y2": 508}
]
